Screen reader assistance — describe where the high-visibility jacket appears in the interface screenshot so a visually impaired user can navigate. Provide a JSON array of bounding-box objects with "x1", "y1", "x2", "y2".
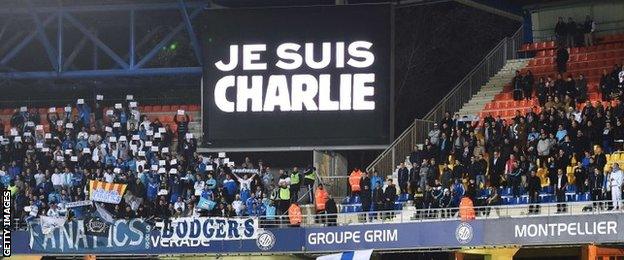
[
  {"x1": 305, "y1": 170, "x2": 316, "y2": 181},
  {"x1": 279, "y1": 187, "x2": 291, "y2": 200},
  {"x1": 288, "y1": 203, "x2": 302, "y2": 225},
  {"x1": 459, "y1": 197, "x2": 476, "y2": 221},
  {"x1": 348, "y1": 170, "x2": 362, "y2": 192},
  {"x1": 290, "y1": 172, "x2": 300, "y2": 185},
  {"x1": 315, "y1": 188, "x2": 329, "y2": 211}
]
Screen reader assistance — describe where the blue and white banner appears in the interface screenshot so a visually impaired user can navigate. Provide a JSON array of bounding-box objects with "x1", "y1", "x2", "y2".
[
  {"x1": 28, "y1": 218, "x2": 150, "y2": 253},
  {"x1": 152, "y1": 217, "x2": 258, "y2": 248},
  {"x1": 317, "y1": 249, "x2": 373, "y2": 260},
  {"x1": 13, "y1": 213, "x2": 624, "y2": 255}
]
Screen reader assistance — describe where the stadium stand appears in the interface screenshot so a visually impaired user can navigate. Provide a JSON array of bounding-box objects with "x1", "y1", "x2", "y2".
[{"x1": 357, "y1": 32, "x2": 624, "y2": 219}]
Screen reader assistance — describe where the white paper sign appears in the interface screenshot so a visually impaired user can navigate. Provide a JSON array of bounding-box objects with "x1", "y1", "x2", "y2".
[
  {"x1": 162, "y1": 147, "x2": 169, "y2": 153},
  {"x1": 70, "y1": 156, "x2": 78, "y2": 162},
  {"x1": 105, "y1": 126, "x2": 112, "y2": 133},
  {"x1": 115, "y1": 103, "x2": 122, "y2": 109},
  {"x1": 45, "y1": 133, "x2": 51, "y2": 139},
  {"x1": 150, "y1": 165, "x2": 158, "y2": 171},
  {"x1": 23, "y1": 132, "x2": 31, "y2": 137},
  {"x1": 145, "y1": 141, "x2": 152, "y2": 147},
  {"x1": 169, "y1": 168, "x2": 178, "y2": 174},
  {"x1": 77, "y1": 99, "x2": 84, "y2": 104},
  {"x1": 224, "y1": 158, "x2": 230, "y2": 164},
  {"x1": 218, "y1": 152, "x2": 226, "y2": 158},
  {"x1": 151, "y1": 146, "x2": 159, "y2": 152},
  {"x1": 96, "y1": 95, "x2": 104, "y2": 100},
  {"x1": 83, "y1": 148, "x2": 91, "y2": 154},
  {"x1": 114, "y1": 168, "x2": 121, "y2": 174},
  {"x1": 170, "y1": 159, "x2": 177, "y2": 165},
  {"x1": 14, "y1": 136, "x2": 22, "y2": 142},
  {"x1": 49, "y1": 107, "x2": 56, "y2": 113},
  {"x1": 138, "y1": 151, "x2": 146, "y2": 157},
  {"x1": 65, "y1": 123, "x2": 73, "y2": 129},
  {"x1": 36, "y1": 143, "x2": 43, "y2": 149},
  {"x1": 129, "y1": 101, "x2": 137, "y2": 108},
  {"x1": 42, "y1": 147, "x2": 50, "y2": 152},
  {"x1": 132, "y1": 135, "x2": 139, "y2": 140},
  {"x1": 64, "y1": 106, "x2": 71, "y2": 112},
  {"x1": 113, "y1": 122, "x2": 121, "y2": 128},
  {"x1": 158, "y1": 127, "x2": 166, "y2": 133},
  {"x1": 64, "y1": 149, "x2": 72, "y2": 155},
  {"x1": 20, "y1": 106, "x2": 27, "y2": 112},
  {"x1": 159, "y1": 160, "x2": 166, "y2": 166},
  {"x1": 56, "y1": 121, "x2": 63, "y2": 127},
  {"x1": 106, "y1": 110, "x2": 114, "y2": 116},
  {"x1": 26, "y1": 121, "x2": 34, "y2": 127},
  {"x1": 185, "y1": 133, "x2": 193, "y2": 139},
  {"x1": 10, "y1": 129, "x2": 18, "y2": 136},
  {"x1": 126, "y1": 95, "x2": 134, "y2": 100},
  {"x1": 35, "y1": 125, "x2": 43, "y2": 131},
  {"x1": 177, "y1": 109, "x2": 184, "y2": 115},
  {"x1": 154, "y1": 132, "x2": 162, "y2": 138},
  {"x1": 146, "y1": 130, "x2": 154, "y2": 136},
  {"x1": 207, "y1": 165, "x2": 214, "y2": 171}
]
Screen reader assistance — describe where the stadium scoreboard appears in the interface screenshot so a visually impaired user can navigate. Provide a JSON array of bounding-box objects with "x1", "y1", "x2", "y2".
[{"x1": 201, "y1": 4, "x2": 394, "y2": 150}]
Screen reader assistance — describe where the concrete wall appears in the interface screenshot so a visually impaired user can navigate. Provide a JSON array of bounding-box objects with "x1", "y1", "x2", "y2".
[{"x1": 529, "y1": 0, "x2": 624, "y2": 41}]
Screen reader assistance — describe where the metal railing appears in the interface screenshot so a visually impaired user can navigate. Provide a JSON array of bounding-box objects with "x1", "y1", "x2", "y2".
[
  {"x1": 12, "y1": 200, "x2": 622, "y2": 231},
  {"x1": 367, "y1": 26, "x2": 524, "y2": 174}
]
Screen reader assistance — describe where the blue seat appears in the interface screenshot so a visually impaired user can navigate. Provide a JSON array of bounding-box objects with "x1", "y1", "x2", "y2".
[
  {"x1": 578, "y1": 193, "x2": 590, "y2": 201},
  {"x1": 394, "y1": 202, "x2": 404, "y2": 210},
  {"x1": 566, "y1": 185, "x2": 577, "y2": 193},
  {"x1": 501, "y1": 188, "x2": 512, "y2": 196},
  {"x1": 541, "y1": 186, "x2": 553, "y2": 194},
  {"x1": 566, "y1": 194, "x2": 576, "y2": 202},
  {"x1": 398, "y1": 193, "x2": 409, "y2": 202},
  {"x1": 354, "y1": 205, "x2": 362, "y2": 212},
  {"x1": 350, "y1": 196, "x2": 360, "y2": 204},
  {"x1": 342, "y1": 196, "x2": 351, "y2": 204}
]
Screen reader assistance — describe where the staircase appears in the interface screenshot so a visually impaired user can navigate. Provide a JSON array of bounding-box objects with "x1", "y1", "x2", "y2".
[
  {"x1": 367, "y1": 27, "x2": 524, "y2": 175},
  {"x1": 457, "y1": 59, "x2": 529, "y2": 118}
]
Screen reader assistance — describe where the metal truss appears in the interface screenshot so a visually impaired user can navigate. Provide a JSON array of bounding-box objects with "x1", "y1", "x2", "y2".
[{"x1": 0, "y1": 1, "x2": 208, "y2": 79}]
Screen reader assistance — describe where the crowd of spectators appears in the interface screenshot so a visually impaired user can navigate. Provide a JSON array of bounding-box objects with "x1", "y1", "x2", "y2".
[
  {"x1": 352, "y1": 62, "x2": 624, "y2": 217},
  {"x1": 0, "y1": 97, "x2": 322, "y2": 227}
]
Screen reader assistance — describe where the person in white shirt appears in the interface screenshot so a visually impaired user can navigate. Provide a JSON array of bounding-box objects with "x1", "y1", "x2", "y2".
[
  {"x1": 51, "y1": 170, "x2": 63, "y2": 190},
  {"x1": 104, "y1": 170, "x2": 115, "y2": 183},
  {"x1": 232, "y1": 172, "x2": 256, "y2": 192},
  {"x1": 232, "y1": 194, "x2": 245, "y2": 216},
  {"x1": 610, "y1": 163, "x2": 623, "y2": 210},
  {"x1": 47, "y1": 203, "x2": 61, "y2": 217},
  {"x1": 174, "y1": 197, "x2": 186, "y2": 213}
]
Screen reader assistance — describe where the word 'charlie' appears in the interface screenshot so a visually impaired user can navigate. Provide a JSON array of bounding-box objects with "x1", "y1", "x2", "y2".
[{"x1": 213, "y1": 41, "x2": 377, "y2": 112}]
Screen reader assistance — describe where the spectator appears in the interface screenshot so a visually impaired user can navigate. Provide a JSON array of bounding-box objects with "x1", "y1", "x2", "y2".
[
  {"x1": 555, "y1": 169, "x2": 568, "y2": 212},
  {"x1": 523, "y1": 70, "x2": 534, "y2": 100},
  {"x1": 397, "y1": 162, "x2": 409, "y2": 194},
  {"x1": 360, "y1": 172, "x2": 372, "y2": 213},
  {"x1": 556, "y1": 47, "x2": 569, "y2": 73},
  {"x1": 610, "y1": 163, "x2": 623, "y2": 210},
  {"x1": 583, "y1": 15, "x2": 596, "y2": 47},
  {"x1": 566, "y1": 17, "x2": 577, "y2": 47},
  {"x1": 554, "y1": 17, "x2": 567, "y2": 46},
  {"x1": 325, "y1": 196, "x2": 338, "y2": 226},
  {"x1": 383, "y1": 179, "x2": 397, "y2": 218}
]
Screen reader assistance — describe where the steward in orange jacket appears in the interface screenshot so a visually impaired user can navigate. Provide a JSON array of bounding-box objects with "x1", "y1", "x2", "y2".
[
  {"x1": 288, "y1": 203, "x2": 302, "y2": 226},
  {"x1": 348, "y1": 168, "x2": 363, "y2": 195},
  {"x1": 315, "y1": 184, "x2": 329, "y2": 212},
  {"x1": 459, "y1": 196, "x2": 476, "y2": 221}
]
